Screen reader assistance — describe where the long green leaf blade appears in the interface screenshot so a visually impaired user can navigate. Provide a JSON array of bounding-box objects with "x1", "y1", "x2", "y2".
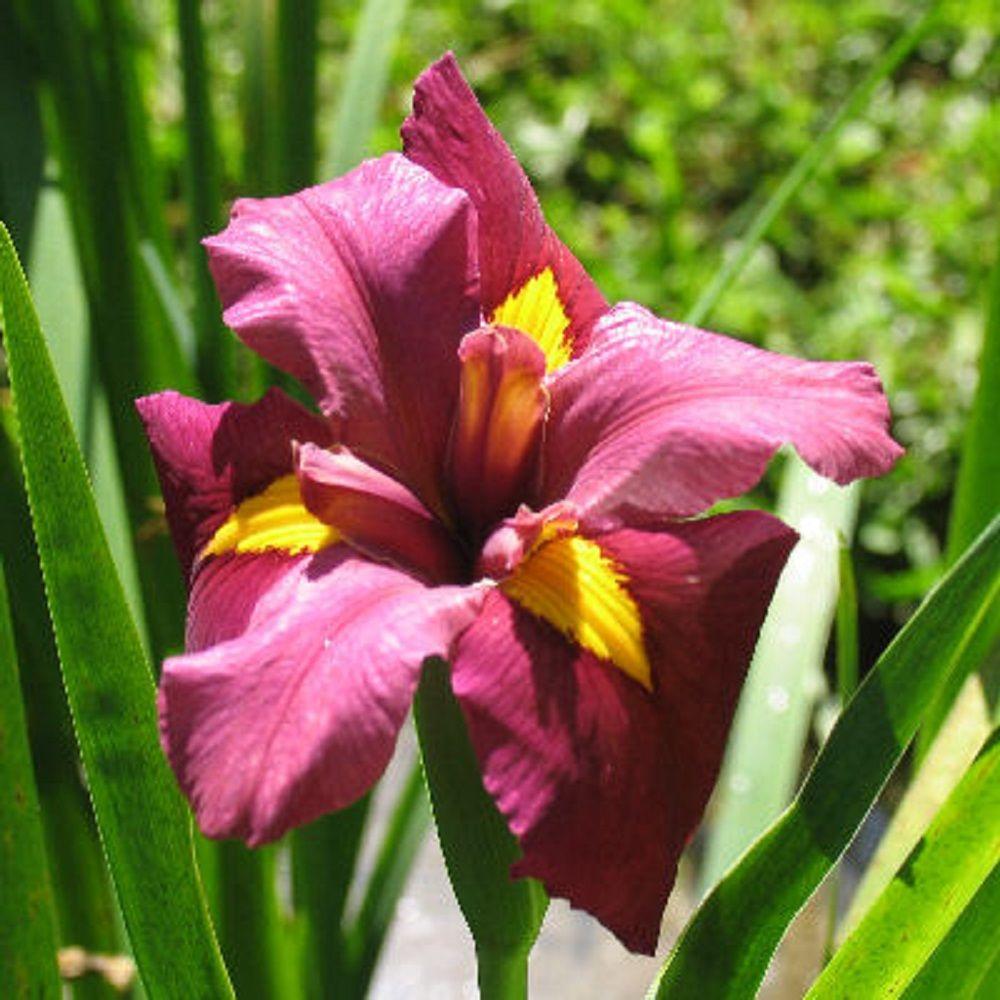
[
  {"x1": 901, "y1": 861, "x2": 1000, "y2": 1000},
  {"x1": 649, "y1": 513, "x2": 1000, "y2": 1000},
  {"x1": 322, "y1": 0, "x2": 410, "y2": 177},
  {"x1": 0, "y1": 224, "x2": 233, "y2": 1000},
  {"x1": 348, "y1": 761, "x2": 431, "y2": 996},
  {"x1": 0, "y1": 564, "x2": 62, "y2": 1000},
  {"x1": 808, "y1": 729, "x2": 1000, "y2": 998}
]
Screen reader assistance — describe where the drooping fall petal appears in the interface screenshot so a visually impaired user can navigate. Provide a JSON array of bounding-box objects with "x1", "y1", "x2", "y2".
[
  {"x1": 450, "y1": 512, "x2": 797, "y2": 953},
  {"x1": 203, "y1": 153, "x2": 479, "y2": 512},
  {"x1": 136, "y1": 388, "x2": 332, "y2": 576},
  {"x1": 295, "y1": 442, "x2": 462, "y2": 583},
  {"x1": 542, "y1": 302, "x2": 903, "y2": 527},
  {"x1": 160, "y1": 551, "x2": 485, "y2": 845},
  {"x1": 402, "y1": 53, "x2": 606, "y2": 363}
]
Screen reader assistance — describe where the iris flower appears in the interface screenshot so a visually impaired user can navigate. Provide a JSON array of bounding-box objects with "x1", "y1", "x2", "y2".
[{"x1": 138, "y1": 54, "x2": 901, "y2": 953}]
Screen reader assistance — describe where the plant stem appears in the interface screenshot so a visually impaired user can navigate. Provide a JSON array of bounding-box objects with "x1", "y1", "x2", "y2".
[{"x1": 477, "y1": 945, "x2": 529, "y2": 1000}]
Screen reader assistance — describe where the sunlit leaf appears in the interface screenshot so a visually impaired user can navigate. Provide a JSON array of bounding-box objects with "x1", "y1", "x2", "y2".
[{"x1": 0, "y1": 224, "x2": 233, "y2": 1000}]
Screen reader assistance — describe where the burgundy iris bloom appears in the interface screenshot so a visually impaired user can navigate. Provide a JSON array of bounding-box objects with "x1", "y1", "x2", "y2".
[{"x1": 137, "y1": 54, "x2": 901, "y2": 953}]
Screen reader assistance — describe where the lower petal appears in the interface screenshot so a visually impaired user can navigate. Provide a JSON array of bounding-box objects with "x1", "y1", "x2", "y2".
[
  {"x1": 450, "y1": 511, "x2": 796, "y2": 953},
  {"x1": 161, "y1": 551, "x2": 484, "y2": 845}
]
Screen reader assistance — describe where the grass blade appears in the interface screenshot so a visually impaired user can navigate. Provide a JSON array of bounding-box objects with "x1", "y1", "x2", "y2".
[
  {"x1": 0, "y1": 223, "x2": 233, "y2": 999},
  {"x1": 0, "y1": 410, "x2": 120, "y2": 1000},
  {"x1": 901, "y1": 861, "x2": 1000, "y2": 1000},
  {"x1": 649, "y1": 513, "x2": 1000, "y2": 1000},
  {"x1": 0, "y1": 2, "x2": 44, "y2": 259},
  {"x1": 0, "y1": 564, "x2": 62, "y2": 1000},
  {"x1": 348, "y1": 761, "x2": 431, "y2": 995},
  {"x1": 321, "y1": 0, "x2": 410, "y2": 178},
  {"x1": 699, "y1": 461, "x2": 857, "y2": 892},
  {"x1": 684, "y1": 1, "x2": 941, "y2": 328},
  {"x1": 276, "y1": 0, "x2": 319, "y2": 191},
  {"x1": 808, "y1": 729, "x2": 1000, "y2": 998},
  {"x1": 292, "y1": 797, "x2": 371, "y2": 997},
  {"x1": 918, "y1": 222, "x2": 1000, "y2": 755}
]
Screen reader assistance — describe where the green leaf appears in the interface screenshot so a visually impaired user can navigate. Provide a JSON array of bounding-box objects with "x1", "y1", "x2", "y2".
[
  {"x1": 347, "y1": 760, "x2": 431, "y2": 996},
  {"x1": 649, "y1": 513, "x2": 1000, "y2": 1000},
  {"x1": 0, "y1": 564, "x2": 62, "y2": 1000},
  {"x1": 292, "y1": 796, "x2": 371, "y2": 998},
  {"x1": 321, "y1": 0, "x2": 410, "y2": 177},
  {"x1": 901, "y1": 861, "x2": 1000, "y2": 1000},
  {"x1": 843, "y1": 672, "x2": 993, "y2": 935},
  {"x1": 699, "y1": 460, "x2": 857, "y2": 893},
  {"x1": 0, "y1": 409, "x2": 121, "y2": 1000},
  {"x1": 919, "y1": 222, "x2": 1000, "y2": 756},
  {"x1": 0, "y1": 2, "x2": 44, "y2": 260},
  {"x1": 276, "y1": 0, "x2": 319, "y2": 191},
  {"x1": 807, "y1": 728, "x2": 1000, "y2": 998},
  {"x1": 0, "y1": 223, "x2": 233, "y2": 1000},
  {"x1": 415, "y1": 658, "x2": 547, "y2": 1000}
]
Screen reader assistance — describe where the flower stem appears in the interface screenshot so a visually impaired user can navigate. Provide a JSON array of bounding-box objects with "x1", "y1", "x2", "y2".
[
  {"x1": 414, "y1": 658, "x2": 547, "y2": 999},
  {"x1": 476, "y1": 945, "x2": 529, "y2": 1000}
]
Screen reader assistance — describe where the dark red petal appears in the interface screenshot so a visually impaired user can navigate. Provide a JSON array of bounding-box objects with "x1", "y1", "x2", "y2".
[
  {"x1": 402, "y1": 53, "x2": 606, "y2": 355},
  {"x1": 136, "y1": 389, "x2": 331, "y2": 577},
  {"x1": 203, "y1": 154, "x2": 479, "y2": 512},
  {"x1": 450, "y1": 511, "x2": 796, "y2": 953}
]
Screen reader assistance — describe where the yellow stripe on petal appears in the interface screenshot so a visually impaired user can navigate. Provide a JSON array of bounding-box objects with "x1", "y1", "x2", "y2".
[
  {"x1": 490, "y1": 268, "x2": 572, "y2": 372},
  {"x1": 202, "y1": 474, "x2": 340, "y2": 558},
  {"x1": 501, "y1": 533, "x2": 651, "y2": 690}
]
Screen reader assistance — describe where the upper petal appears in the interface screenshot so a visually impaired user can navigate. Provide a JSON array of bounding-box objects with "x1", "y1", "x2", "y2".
[
  {"x1": 203, "y1": 153, "x2": 479, "y2": 512},
  {"x1": 161, "y1": 550, "x2": 485, "y2": 845},
  {"x1": 450, "y1": 511, "x2": 796, "y2": 953},
  {"x1": 541, "y1": 303, "x2": 903, "y2": 526},
  {"x1": 402, "y1": 53, "x2": 606, "y2": 362},
  {"x1": 136, "y1": 388, "x2": 332, "y2": 577}
]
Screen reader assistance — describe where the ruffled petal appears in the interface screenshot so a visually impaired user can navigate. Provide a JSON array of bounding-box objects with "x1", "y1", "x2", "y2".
[
  {"x1": 402, "y1": 53, "x2": 606, "y2": 359},
  {"x1": 295, "y1": 442, "x2": 462, "y2": 584},
  {"x1": 203, "y1": 153, "x2": 479, "y2": 511},
  {"x1": 541, "y1": 303, "x2": 904, "y2": 527},
  {"x1": 450, "y1": 511, "x2": 796, "y2": 953},
  {"x1": 161, "y1": 550, "x2": 485, "y2": 845},
  {"x1": 136, "y1": 389, "x2": 332, "y2": 576}
]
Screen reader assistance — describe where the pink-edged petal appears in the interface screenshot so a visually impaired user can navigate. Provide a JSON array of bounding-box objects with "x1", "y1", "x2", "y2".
[
  {"x1": 295, "y1": 442, "x2": 462, "y2": 584},
  {"x1": 136, "y1": 388, "x2": 331, "y2": 576},
  {"x1": 161, "y1": 549, "x2": 485, "y2": 845},
  {"x1": 203, "y1": 153, "x2": 479, "y2": 511},
  {"x1": 541, "y1": 303, "x2": 903, "y2": 527},
  {"x1": 451, "y1": 511, "x2": 796, "y2": 953},
  {"x1": 402, "y1": 53, "x2": 606, "y2": 354}
]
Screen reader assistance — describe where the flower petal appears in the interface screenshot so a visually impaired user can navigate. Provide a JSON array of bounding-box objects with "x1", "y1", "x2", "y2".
[
  {"x1": 136, "y1": 389, "x2": 332, "y2": 576},
  {"x1": 542, "y1": 303, "x2": 903, "y2": 526},
  {"x1": 203, "y1": 153, "x2": 479, "y2": 511},
  {"x1": 161, "y1": 550, "x2": 485, "y2": 845},
  {"x1": 295, "y1": 442, "x2": 462, "y2": 584},
  {"x1": 402, "y1": 53, "x2": 606, "y2": 361},
  {"x1": 450, "y1": 511, "x2": 796, "y2": 953}
]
